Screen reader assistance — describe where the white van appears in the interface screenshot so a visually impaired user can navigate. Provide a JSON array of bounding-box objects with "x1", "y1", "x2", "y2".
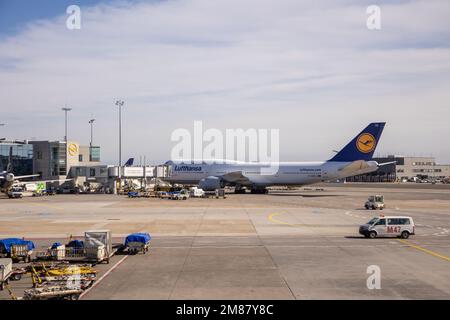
[
  {"x1": 190, "y1": 187, "x2": 205, "y2": 198},
  {"x1": 359, "y1": 215, "x2": 415, "y2": 239}
]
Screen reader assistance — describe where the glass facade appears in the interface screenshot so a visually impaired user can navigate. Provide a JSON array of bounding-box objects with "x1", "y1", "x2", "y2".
[
  {"x1": 0, "y1": 143, "x2": 33, "y2": 175},
  {"x1": 90, "y1": 146, "x2": 101, "y2": 162},
  {"x1": 49, "y1": 142, "x2": 67, "y2": 176}
]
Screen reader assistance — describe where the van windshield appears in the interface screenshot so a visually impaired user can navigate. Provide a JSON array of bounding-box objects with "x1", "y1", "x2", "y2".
[{"x1": 367, "y1": 218, "x2": 378, "y2": 225}]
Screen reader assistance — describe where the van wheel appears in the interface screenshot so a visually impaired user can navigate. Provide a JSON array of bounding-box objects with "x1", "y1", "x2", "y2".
[
  {"x1": 369, "y1": 231, "x2": 377, "y2": 239},
  {"x1": 365, "y1": 205, "x2": 369, "y2": 210},
  {"x1": 400, "y1": 231, "x2": 410, "y2": 239}
]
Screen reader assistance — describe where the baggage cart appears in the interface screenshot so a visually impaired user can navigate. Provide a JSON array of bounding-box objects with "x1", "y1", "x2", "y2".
[
  {"x1": 0, "y1": 238, "x2": 35, "y2": 263},
  {"x1": 125, "y1": 233, "x2": 151, "y2": 255},
  {"x1": 23, "y1": 285, "x2": 83, "y2": 300}
]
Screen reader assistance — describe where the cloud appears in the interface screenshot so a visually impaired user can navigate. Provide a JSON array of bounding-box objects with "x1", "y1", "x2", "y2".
[{"x1": 0, "y1": 0, "x2": 449, "y2": 163}]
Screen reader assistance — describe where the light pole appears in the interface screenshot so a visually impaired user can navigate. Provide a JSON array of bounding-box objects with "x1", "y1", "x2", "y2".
[
  {"x1": 0, "y1": 123, "x2": 4, "y2": 140},
  {"x1": 88, "y1": 118, "x2": 95, "y2": 161},
  {"x1": 61, "y1": 107, "x2": 72, "y2": 175},
  {"x1": 115, "y1": 100, "x2": 124, "y2": 188}
]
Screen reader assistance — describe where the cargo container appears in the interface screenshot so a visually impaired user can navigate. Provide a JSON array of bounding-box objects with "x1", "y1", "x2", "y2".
[
  {"x1": 0, "y1": 258, "x2": 13, "y2": 291},
  {"x1": 84, "y1": 230, "x2": 112, "y2": 263}
]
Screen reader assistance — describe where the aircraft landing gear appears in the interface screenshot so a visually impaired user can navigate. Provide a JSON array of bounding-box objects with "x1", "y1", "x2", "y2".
[
  {"x1": 250, "y1": 187, "x2": 268, "y2": 194},
  {"x1": 234, "y1": 186, "x2": 246, "y2": 194}
]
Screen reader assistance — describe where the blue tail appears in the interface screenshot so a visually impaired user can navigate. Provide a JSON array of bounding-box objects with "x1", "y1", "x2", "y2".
[
  {"x1": 329, "y1": 122, "x2": 385, "y2": 162},
  {"x1": 124, "y1": 158, "x2": 134, "y2": 166}
]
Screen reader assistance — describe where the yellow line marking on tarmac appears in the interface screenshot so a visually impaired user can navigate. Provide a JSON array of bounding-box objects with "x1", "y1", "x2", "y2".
[
  {"x1": 397, "y1": 239, "x2": 450, "y2": 262},
  {"x1": 268, "y1": 213, "x2": 302, "y2": 227}
]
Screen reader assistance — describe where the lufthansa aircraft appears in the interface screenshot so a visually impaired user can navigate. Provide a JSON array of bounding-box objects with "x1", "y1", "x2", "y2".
[{"x1": 165, "y1": 123, "x2": 391, "y2": 193}]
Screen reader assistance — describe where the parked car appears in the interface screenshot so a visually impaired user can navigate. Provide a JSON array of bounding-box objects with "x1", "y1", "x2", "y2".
[{"x1": 170, "y1": 189, "x2": 190, "y2": 200}]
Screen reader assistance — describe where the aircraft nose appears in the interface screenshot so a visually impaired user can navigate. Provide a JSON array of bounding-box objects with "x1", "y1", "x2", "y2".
[{"x1": 6, "y1": 173, "x2": 14, "y2": 182}]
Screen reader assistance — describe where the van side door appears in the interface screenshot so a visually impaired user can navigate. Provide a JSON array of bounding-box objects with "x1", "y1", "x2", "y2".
[{"x1": 373, "y1": 218, "x2": 387, "y2": 236}]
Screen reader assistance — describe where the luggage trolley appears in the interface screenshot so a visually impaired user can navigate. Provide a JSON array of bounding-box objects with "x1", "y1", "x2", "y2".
[{"x1": 125, "y1": 233, "x2": 151, "y2": 255}]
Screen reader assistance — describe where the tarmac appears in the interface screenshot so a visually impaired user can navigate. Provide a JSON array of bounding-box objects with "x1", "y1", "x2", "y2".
[{"x1": 0, "y1": 183, "x2": 449, "y2": 300}]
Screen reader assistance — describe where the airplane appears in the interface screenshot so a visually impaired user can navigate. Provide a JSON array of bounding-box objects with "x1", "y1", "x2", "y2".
[
  {"x1": 165, "y1": 122, "x2": 393, "y2": 194},
  {"x1": 0, "y1": 146, "x2": 70, "y2": 196}
]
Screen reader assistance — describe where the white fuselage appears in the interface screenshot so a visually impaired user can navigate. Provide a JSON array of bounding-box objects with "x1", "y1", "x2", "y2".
[{"x1": 166, "y1": 160, "x2": 379, "y2": 187}]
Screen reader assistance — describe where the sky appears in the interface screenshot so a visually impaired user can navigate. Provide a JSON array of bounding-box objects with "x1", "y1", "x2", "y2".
[{"x1": 0, "y1": 0, "x2": 449, "y2": 165}]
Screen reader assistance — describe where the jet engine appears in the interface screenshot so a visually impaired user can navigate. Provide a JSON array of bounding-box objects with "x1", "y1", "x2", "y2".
[
  {"x1": 199, "y1": 176, "x2": 223, "y2": 191},
  {"x1": 6, "y1": 173, "x2": 14, "y2": 182}
]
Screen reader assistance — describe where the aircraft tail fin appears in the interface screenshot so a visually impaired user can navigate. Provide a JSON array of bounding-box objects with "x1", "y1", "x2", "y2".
[
  {"x1": 124, "y1": 158, "x2": 134, "y2": 166},
  {"x1": 329, "y1": 122, "x2": 385, "y2": 162}
]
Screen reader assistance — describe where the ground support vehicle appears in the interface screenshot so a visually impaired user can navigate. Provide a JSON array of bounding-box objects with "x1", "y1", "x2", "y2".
[
  {"x1": 0, "y1": 258, "x2": 12, "y2": 291},
  {"x1": 365, "y1": 195, "x2": 385, "y2": 210},
  {"x1": 203, "y1": 189, "x2": 226, "y2": 199},
  {"x1": 125, "y1": 233, "x2": 151, "y2": 255},
  {"x1": 0, "y1": 238, "x2": 35, "y2": 263},
  {"x1": 30, "y1": 263, "x2": 97, "y2": 289},
  {"x1": 359, "y1": 216, "x2": 415, "y2": 239},
  {"x1": 23, "y1": 285, "x2": 83, "y2": 300}
]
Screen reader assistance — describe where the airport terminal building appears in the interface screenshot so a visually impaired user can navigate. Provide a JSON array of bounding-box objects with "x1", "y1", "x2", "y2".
[
  {"x1": 347, "y1": 156, "x2": 450, "y2": 182},
  {"x1": 1, "y1": 139, "x2": 169, "y2": 193},
  {"x1": 31, "y1": 140, "x2": 101, "y2": 180}
]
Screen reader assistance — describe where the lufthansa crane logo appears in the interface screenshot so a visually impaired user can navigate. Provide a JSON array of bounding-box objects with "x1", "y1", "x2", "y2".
[
  {"x1": 68, "y1": 143, "x2": 78, "y2": 156},
  {"x1": 356, "y1": 133, "x2": 376, "y2": 153}
]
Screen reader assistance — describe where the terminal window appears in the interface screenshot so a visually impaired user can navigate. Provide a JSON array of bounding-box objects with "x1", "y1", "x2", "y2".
[{"x1": 90, "y1": 146, "x2": 100, "y2": 162}]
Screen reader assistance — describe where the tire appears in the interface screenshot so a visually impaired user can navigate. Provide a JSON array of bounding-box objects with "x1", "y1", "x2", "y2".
[
  {"x1": 369, "y1": 231, "x2": 377, "y2": 239},
  {"x1": 400, "y1": 231, "x2": 410, "y2": 239},
  {"x1": 372, "y1": 206, "x2": 376, "y2": 210},
  {"x1": 69, "y1": 294, "x2": 80, "y2": 300},
  {"x1": 12, "y1": 274, "x2": 22, "y2": 281},
  {"x1": 0, "y1": 282, "x2": 4, "y2": 291},
  {"x1": 365, "y1": 205, "x2": 369, "y2": 210}
]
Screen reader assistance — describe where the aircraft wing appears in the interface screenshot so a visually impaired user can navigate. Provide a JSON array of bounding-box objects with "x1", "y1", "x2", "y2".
[
  {"x1": 377, "y1": 161, "x2": 397, "y2": 167},
  {"x1": 338, "y1": 160, "x2": 371, "y2": 174},
  {"x1": 220, "y1": 171, "x2": 251, "y2": 185},
  {"x1": 14, "y1": 174, "x2": 41, "y2": 180},
  {"x1": 338, "y1": 160, "x2": 381, "y2": 176}
]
